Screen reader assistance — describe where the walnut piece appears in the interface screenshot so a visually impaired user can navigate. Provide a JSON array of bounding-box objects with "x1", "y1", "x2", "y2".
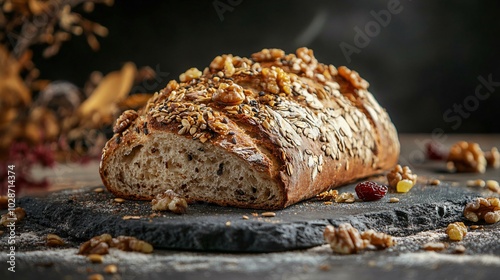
[
  {"x1": 113, "y1": 109, "x2": 138, "y2": 134},
  {"x1": 46, "y1": 234, "x2": 65, "y2": 247},
  {"x1": 446, "y1": 222, "x2": 467, "y2": 241},
  {"x1": 335, "y1": 192, "x2": 355, "y2": 203},
  {"x1": 251, "y1": 48, "x2": 285, "y2": 62},
  {"x1": 111, "y1": 236, "x2": 154, "y2": 254},
  {"x1": 211, "y1": 82, "x2": 245, "y2": 106},
  {"x1": 360, "y1": 229, "x2": 394, "y2": 249},
  {"x1": 447, "y1": 141, "x2": 486, "y2": 173},
  {"x1": 1, "y1": 207, "x2": 26, "y2": 227},
  {"x1": 386, "y1": 164, "x2": 417, "y2": 188},
  {"x1": 485, "y1": 147, "x2": 500, "y2": 169},
  {"x1": 324, "y1": 224, "x2": 367, "y2": 254},
  {"x1": 151, "y1": 189, "x2": 188, "y2": 214},
  {"x1": 78, "y1": 233, "x2": 112, "y2": 255},
  {"x1": 316, "y1": 190, "x2": 339, "y2": 201},
  {"x1": 463, "y1": 197, "x2": 500, "y2": 224},
  {"x1": 338, "y1": 66, "x2": 369, "y2": 90},
  {"x1": 324, "y1": 224, "x2": 394, "y2": 254},
  {"x1": 79, "y1": 234, "x2": 153, "y2": 255},
  {"x1": 179, "y1": 67, "x2": 202, "y2": 83}
]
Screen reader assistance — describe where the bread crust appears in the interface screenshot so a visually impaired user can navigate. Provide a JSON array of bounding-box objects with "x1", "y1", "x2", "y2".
[{"x1": 100, "y1": 48, "x2": 399, "y2": 209}]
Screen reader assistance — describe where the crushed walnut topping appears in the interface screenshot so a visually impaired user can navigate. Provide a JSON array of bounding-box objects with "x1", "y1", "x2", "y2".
[
  {"x1": 251, "y1": 48, "x2": 285, "y2": 62},
  {"x1": 324, "y1": 223, "x2": 394, "y2": 254},
  {"x1": 113, "y1": 110, "x2": 138, "y2": 134},
  {"x1": 179, "y1": 67, "x2": 202, "y2": 83},
  {"x1": 485, "y1": 147, "x2": 500, "y2": 169},
  {"x1": 463, "y1": 197, "x2": 500, "y2": 224},
  {"x1": 151, "y1": 189, "x2": 188, "y2": 214},
  {"x1": 316, "y1": 189, "x2": 339, "y2": 201},
  {"x1": 447, "y1": 141, "x2": 487, "y2": 173},
  {"x1": 386, "y1": 164, "x2": 417, "y2": 188},
  {"x1": 338, "y1": 66, "x2": 369, "y2": 90},
  {"x1": 1, "y1": 207, "x2": 26, "y2": 227},
  {"x1": 79, "y1": 234, "x2": 153, "y2": 255},
  {"x1": 446, "y1": 222, "x2": 467, "y2": 241},
  {"x1": 212, "y1": 82, "x2": 245, "y2": 106},
  {"x1": 140, "y1": 48, "x2": 395, "y2": 180}
]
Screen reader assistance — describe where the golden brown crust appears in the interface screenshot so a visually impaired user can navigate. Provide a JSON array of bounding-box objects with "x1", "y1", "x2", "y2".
[{"x1": 100, "y1": 47, "x2": 399, "y2": 209}]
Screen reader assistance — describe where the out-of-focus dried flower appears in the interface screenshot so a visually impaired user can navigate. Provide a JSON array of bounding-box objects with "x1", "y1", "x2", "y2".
[{"x1": 463, "y1": 197, "x2": 500, "y2": 224}]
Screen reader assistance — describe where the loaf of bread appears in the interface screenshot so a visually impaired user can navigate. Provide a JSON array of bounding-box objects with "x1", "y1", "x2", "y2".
[{"x1": 100, "y1": 48, "x2": 400, "y2": 210}]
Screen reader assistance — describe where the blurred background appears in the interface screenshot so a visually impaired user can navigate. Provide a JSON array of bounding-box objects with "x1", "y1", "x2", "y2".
[{"x1": 1, "y1": 0, "x2": 500, "y2": 191}]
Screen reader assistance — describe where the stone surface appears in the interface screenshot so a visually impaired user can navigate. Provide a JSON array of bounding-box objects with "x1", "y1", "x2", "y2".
[{"x1": 14, "y1": 182, "x2": 479, "y2": 252}]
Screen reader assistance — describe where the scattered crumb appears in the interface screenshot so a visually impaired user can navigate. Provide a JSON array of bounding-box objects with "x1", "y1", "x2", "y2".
[
  {"x1": 114, "y1": 198, "x2": 125, "y2": 203},
  {"x1": 225, "y1": 221, "x2": 231, "y2": 226},
  {"x1": 251, "y1": 213, "x2": 259, "y2": 217},
  {"x1": 429, "y1": 179, "x2": 441, "y2": 186},
  {"x1": 93, "y1": 188, "x2": 104, "y2": 193},
  {"x1": 324, "y1": 201, "x2": 333, "y2": 205},
  {"x1": 422, "y1": 242, "x2": 446, "y2": 251},
  {"x1": 122, "y1": 215, "x2": 141, "y2": 220},
  {"x1": 261, "y1": 212, "x2": 276, "y2": 217},
  {"x1": 88, "y1": 273, "x2": 104, "y2": 280},
  {"x1": 318, "y1": 264, "x2": 331, "y2": 271},
  {"x1": 104, "y1": 264, "x2": 118, "y2": 274},
  {"x1": 453, "y1": 245, "x2": 466, "y2": 254},
  {"x1": 242, "y1": 215, "x2": 249, "y2": 220},
  {"x1": 389, "y1": 197, "x2": 400, "y2": 203}
]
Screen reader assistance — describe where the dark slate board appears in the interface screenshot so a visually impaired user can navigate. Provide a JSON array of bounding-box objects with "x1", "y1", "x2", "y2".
[{"x1": 18, "y1": 181, "x2": 480, "y2": 252}]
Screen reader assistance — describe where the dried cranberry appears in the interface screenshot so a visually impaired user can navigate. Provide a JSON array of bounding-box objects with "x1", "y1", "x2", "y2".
[
  {"x1": 426, "y1": 141, "x2": 447, "y2": 160},
  {"x1": 355, "y1": 181, "x2": 388, "y2": 201}
]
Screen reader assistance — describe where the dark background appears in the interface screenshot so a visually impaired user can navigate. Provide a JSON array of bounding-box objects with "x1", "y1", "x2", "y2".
[{"x1": 32, "y1": 0, "x2": 500, "y2": 133}]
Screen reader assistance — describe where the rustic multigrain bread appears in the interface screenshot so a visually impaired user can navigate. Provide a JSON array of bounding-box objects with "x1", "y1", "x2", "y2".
[{"x1": 99, "y1": 48, "x2": 400, "y2": 210}]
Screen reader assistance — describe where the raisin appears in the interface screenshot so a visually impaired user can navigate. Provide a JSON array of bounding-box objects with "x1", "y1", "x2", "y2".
[
  {"x1": 355, "y1": 181, "x2": 388, "y2": 202},
  {"x1": 426, "y1": 141, "x2": 446, "y2": 160}
]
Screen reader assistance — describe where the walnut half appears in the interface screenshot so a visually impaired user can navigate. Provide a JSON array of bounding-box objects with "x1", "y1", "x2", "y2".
[
  {"x1": 324, "y1": 223, "x2": 394, "y2": 254},
  {"x1": 324, "y1": 224, "x2": 367, "y2": 254},
  {"x1": 386, "y1": 164, "x2": 417, "y2": 188},
  {"x1": 447, "y1": 141, "x2": 487, "y2": 173},
  {"x1": 463, "y1": 197, "x2": 500, "y2": 224},
  {"x1": 151, "y1": 189, "x2": 188, "y2": 214}
]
